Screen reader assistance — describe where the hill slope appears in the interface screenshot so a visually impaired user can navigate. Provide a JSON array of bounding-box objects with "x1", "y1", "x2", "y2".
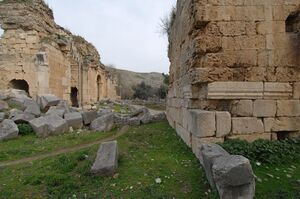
[{"x1": 106, "y1": 67, "x2": 165, "y2": 99}]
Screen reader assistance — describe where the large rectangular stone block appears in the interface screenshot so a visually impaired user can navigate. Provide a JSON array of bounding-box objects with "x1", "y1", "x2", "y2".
[
  {"x1": 231, "y1": 100, "x2": 253, "y2": 117},
  {"x1": 271, "y1": 117, "x2": 300, "y2": 132},
  {"x1": 176, "y1": 123, "x2": 192, "y2": 147},
  {"x1": 253, "y1": 100, "x2": 276, "y2": 117},
  {"x1": 264, "y1": 83, "x2": 292, "y2": 99},
  {"x1": 207, "y1": 82, "x2": 263, "y2": 99},
  {"x1": 277, "y1": 100, "x2": 300, "y2": 117},
  {"x1": 216, "y1": 112, "x2": 231, "y2": 138},
  {"x1": 188, "y1": 110, "x2": 216, "y2": 137},
  {"x1": 232, "y1": 117, "x2": 264, "y2": 134}
]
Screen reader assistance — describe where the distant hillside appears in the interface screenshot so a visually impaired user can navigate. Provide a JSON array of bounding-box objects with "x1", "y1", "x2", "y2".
[{"x1": 106, "y1": 67, "x2": 165, "y2": 99}]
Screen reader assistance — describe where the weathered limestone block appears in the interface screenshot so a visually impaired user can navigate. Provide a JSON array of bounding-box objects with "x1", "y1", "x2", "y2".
[
  {"x1": 46, "y1": 106, "x2": 66, "y2": 118},
  {"x1": 176, "y1": 123, "x2": 192, "y2": 147},
  {"x1": 24, "y1": 103, "x2": 41, "y2": 117},
  {"x1": 90, "y1": 113, "x2": 115, "y2": 132},
  {"x1": 270, "y1": 117, "x2": 300, "y2": 132},
  {"x1": 29, "y1": 117, "x2": 50, "y2": 138},
  {"x1": 0, "y1": 119, "x2": 19, "y2": 141},
  {"x1": 232, "y1": 117, "x2": 264, "y2": 134},
  {"x1": 8, "y1": 98, "x2": 25, "y2": 110},
  {"x1": 64, "y1": 112, "x2": 83, "y2": 129},
  {"x1": 81, "y1": 111, "x2": 98, "y2": 125},
  {"x1": 151, "y1": 112, "x2": 166, "y2": 122},
  {"x1": 0, "y1": 100, "x2": 9, "y2": 111},
  {"x1": 207, "y1": 82, "x2": 263, "y2": 99},
  {"x1": 38, "y1": 95, "x2": 60, "y2": 110},
  {"x1": 228, "y1": 133, "x2": 271, "y2": 142},
  {"x1": 91, "y1": 141, "x2": 118, "y2": 176},
  {"x1": 188, "y1": 110, "x2": 216, "y2": 137},
  {"x1": 231, "y1": 100, "x2": 253, "y2": 117},
  {"x1": 8, "y1": 109, "x2": 23, "y2": 119},
  {"x1": 44, "y1": 114, "x2": 68, "y2": 135},
  {"x1": 12, "y1": 113, "x2": 35, "y2": 124},
  {"x1": 0, "y1": 112, "x2": 5, "y2": 122},
  {"x1": 216, "y1": 112, "x2": 231, "y2": 138},
  {"x1": 128, "y1": 117, "x2": 140, "y2": 126},
  {"x1": 263, "y1": 118, "x2": 275, "y2": 132},
  {"x1": 200, "y1": 144, "x2": 230, "y2": 187},
  {"x1": 253, "y1": 100, "x2": 276, "y2": 117},
  {"x1": 293, "y1": 82, "x2": 300, "y2": 99},
  {"x1": 212, "y1": 155, "x2": 255, "y2": 199},
  {"x1": 277, "y1": 100, "x2": 300, "y2": 117},
  {"x1": 264, "y1": 83, "x2": 292, "y2": 99},
  {"x1": 192, "y1": 135, "x2": 224, "y2": 160}
]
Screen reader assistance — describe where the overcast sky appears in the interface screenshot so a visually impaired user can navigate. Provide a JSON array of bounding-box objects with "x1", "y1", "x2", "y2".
[{"x1": 45, "y1": 0, "x2": 176, "y2": 73}]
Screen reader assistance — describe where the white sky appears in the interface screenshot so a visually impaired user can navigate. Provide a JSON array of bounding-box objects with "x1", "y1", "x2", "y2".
[{"x1": 45, "y1": 0, "x2": 176, "y2": 73}]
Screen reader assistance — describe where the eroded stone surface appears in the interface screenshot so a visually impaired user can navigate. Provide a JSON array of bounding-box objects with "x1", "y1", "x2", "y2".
[
  {"x1": 0, "y1": 119, "x2": 19, "y2": 141},
  {"x1": 91, "y1": 141, "x2": 118, "y2": 176}
]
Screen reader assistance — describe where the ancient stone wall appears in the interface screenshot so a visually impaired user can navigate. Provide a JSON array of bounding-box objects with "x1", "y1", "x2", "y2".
[
  {"x1": 0, "y1": 0, "x2": 119, "y2": 106},
  {"x1": 167, "y1": 0, "x2": 300, "y2": 157}
]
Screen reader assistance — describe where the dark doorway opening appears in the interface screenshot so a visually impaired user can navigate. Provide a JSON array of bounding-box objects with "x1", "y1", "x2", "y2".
[
  {"x1": 286, "y1": 11, "x2": 300, "y2": 33},
  {"x1": 9, "y1": 79, "x2": 29, "y2": 94},
  {"x1": 97, "y1": 75, "x2": 101, "y2": 101},
  {"x1": 70, "y1": 87, "x2": 79, "y2": 107}
]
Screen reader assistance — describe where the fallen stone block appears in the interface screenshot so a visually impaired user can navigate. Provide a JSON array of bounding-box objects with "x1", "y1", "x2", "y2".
[
  {"x1": 8, "y1": 98, "x2": 25, "y2": 110},
  {"x1": 200, "y1": 143, "x2": 230, "y2": 187},
  {"x1": 0, "y1": 100, "x2": 9, "y2": 111},
  {"x1": 57, "y1": 100, "x2": 71, "y2": 114},
  {"x1": 12, "y1": 113, "x2": 35, "y2": 124},
  {"x1": 140, "y1": 112, "x2": 153, "y2": 124},
  {"x1": 0, "y1": 119, "x2": 19, "y2": 141},
  {"x1": 212, "y1": 155, "x2": 255, "y2": 199},
  {"x1": 38, "y1": 94, "x2": 60, "y2": 110},
  {"x1": 82, "y1": 110, "x2": 98, "y2": 125},
  {"x1": 90, "y1": 113, "x2": 115, "y2": 132},
  {"x1": 128, "y1": 117, "x2": 141, "y2": 126},
  {"x1": 0, "y1": 112, "x2": 5, "y2": 122},
  {"x1": 91, "y1": 141, "x2": 118, "y2": 176},
  {"x1": 151, "y1": 112, "x2": 166, "y2": 122},
  {"x1": 8, "y1": 109, "x2": 23, "y2": 119},
  {"x1": 44, "y1": 114, "x2": 68, "y2": 135},
  {"x1": 64, "y1": 112, "x2": 83, "y2": 129},
  {"x1": 24, "y1": 101, "x2": 41, "y2": 117},
  {"x1": 29, "y1": 117, "x2": 50, "y2": 138},
  {"x1": 46, "y1": 106, "x2": 66, "y2": 118}
]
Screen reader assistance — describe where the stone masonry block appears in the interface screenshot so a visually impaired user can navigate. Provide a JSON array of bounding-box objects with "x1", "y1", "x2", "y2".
[
  {"x1": 176, "y1": 123, "x2": 192, "y2": 148},
  {"x1": 264, "y1": 83, "x2": 292, "y2": 99},
  {"x1": 188, "y1": 110, "x2": 216, "y2": 138},
  {"x1": 277, "y1": 100, "x2": 300, "y2": 117},
  {"x1": 231, "y1": 100, "x2": 253, "y2": 117},
  {"x1": 293, "y1": 82, "x2": 300, "y2": 99},
  {"x1": 271, "y1": 117, "x2": 300, "y2": 132},
  {"x1": 232, "y1": 117, "x2": 264, "y2": 134},
  {"x1": 207, "y1": 82, "x2": 263, "y2": 99},
  {"x1": 216, "y1": 111, "x2": 231, "y2": 138},
  {"x1": 253, "y1": 100, "x2": 276, "y2": 117}
]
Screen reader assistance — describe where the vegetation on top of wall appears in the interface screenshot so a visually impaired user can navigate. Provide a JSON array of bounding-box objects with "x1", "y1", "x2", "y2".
[
  {"x1": 220, "y1": 138, "x2": 300, "y2": 165},
  {"x1": 160, "y1": 6, "x2": 177, "y2": 37}
]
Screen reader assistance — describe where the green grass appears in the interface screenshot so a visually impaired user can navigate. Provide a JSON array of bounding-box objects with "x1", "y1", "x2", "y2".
[
  {"x1": 0, "y1": 122, "x2": 299, "y2": 198},
  {"x1": 0, "y1": 129, "x2": 115, "y2": 162},
  {"x1": 0, "y1": 122, "x2": 215, "y2": 198}
]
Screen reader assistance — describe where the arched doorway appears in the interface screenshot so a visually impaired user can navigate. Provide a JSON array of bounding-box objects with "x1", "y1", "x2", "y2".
[
  {"x1": 97, "y1": 75, "x2": 101, "y2": 101},
  {"x1": 9, "y1": 79, "x2": 30, "y2": 94},
  {"x1": 70, "y1": 87, "x2": 79, "y2": 107},
  {"x1": 286, "y1": 11, "x2": 300, "y2": 33}
]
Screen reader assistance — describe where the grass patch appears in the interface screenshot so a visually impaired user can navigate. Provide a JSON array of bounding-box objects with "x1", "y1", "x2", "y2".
[
  {"x1": 0, "y1": 122, "x2": 214, "y2": 198},
  {"x1": 0, "y1": 129, "x2": 116, "y2": 162},
  {"x1": 0, "y1": 122, "x2": 299, "y2": 198}
]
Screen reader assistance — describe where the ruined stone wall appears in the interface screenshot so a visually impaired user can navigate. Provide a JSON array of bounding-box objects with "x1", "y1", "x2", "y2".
[
  {"x1": 167, "y1": 0, "x2": 300, "y2": 157},
  {"x1": 0, "y1": 0, "x2": 119, "y2": 106}
]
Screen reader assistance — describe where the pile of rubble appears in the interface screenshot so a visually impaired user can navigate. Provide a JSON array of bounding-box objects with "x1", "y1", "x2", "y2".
[{"x1": 0, "y1": 89, "x2": 166, "y2": 141}]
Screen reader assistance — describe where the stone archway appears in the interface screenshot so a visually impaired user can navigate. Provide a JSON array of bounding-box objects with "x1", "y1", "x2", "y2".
[
  {"x1": 286, "y1": 11, "x2": 300, "y2": 33},
  {"x1": 9, "y1": 79, "x2": 30, "y2": 94},
  {"x1": 97, "y1": 75, "x2": 101, "y2": 101},
  {"x1": 70, "y1": 87, "x2": 79, "y2": 107}
]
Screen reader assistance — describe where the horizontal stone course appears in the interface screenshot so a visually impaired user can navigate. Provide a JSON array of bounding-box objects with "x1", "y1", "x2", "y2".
[{"x1": 232, "y1": 117, "x2": 264, "y2": 135}]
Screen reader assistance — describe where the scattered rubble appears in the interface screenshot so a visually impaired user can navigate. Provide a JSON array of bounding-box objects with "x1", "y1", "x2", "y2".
[{"x1": 0, "y1": 89, "x2": 166, "y2": 140}]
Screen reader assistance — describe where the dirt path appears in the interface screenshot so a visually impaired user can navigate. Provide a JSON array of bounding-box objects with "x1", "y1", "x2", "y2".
[{"x1": 0, "y1": 125, "x2": 130, "y2": 168}]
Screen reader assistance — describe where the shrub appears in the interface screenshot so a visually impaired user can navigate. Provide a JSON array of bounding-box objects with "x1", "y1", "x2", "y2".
[
  {"x1": 132, "y1": 81, "x2": 155, "y2": 100},
  {"x1": 156, "y1": 84, "x2": 168, "y2": 99},
  {"x1": 220, "y1": 138, "x2": 300, "y2": 164},
  {"x1": 17, "y1": 123, "x2": 34, "y2": 135}
]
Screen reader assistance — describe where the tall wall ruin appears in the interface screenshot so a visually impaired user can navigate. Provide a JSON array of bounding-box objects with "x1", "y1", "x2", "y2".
[
  {"x1": 167, "y1": 0, "x2": 300, "y2": 157},
  {"x1": 0, "y1": 0, "x2": 119, "y2": 106}
]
